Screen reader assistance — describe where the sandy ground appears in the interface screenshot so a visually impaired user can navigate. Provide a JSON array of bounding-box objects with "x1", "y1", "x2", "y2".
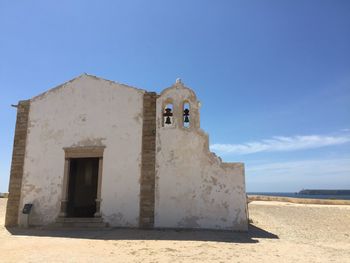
[
  {"x1": 0, "y1": 198, "x2": 349, "y2": 263},
  {"x1": 248, "y1": 194, "x2": 350, "y2": 205}
]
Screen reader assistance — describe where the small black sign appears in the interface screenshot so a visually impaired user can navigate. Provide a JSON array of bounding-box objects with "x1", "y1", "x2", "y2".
[{"x1": 22, "y1": 204, "x2": 33, "y2": 214}]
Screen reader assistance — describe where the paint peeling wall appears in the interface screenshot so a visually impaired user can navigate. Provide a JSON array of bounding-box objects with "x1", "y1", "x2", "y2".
[
  {"x1": 154, "y1": 81, "x2": 248, "y2": 231},
  {"x1": 18, "y1": 75, "x2": 145, "y2": 227}
]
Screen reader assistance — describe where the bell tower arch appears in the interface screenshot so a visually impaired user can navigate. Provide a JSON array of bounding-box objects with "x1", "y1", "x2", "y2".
[{"x1": 157, "y1": 78, "x2": 201, "y2": 130}]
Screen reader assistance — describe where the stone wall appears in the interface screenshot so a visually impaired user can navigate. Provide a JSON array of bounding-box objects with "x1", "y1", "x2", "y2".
[
  {"x1": 154, "y1": 81, "x2": 248, "y2": 231},
  {"x1": 139, "y1": 92, "x2": 157, "y2": 228},
  {"x1": 5, "y1": 100, "x2": 30, "y2": 227},
  {"x1": 17, "y1": 75, "x2": 145, "y2": 227},
  {"x1": 6, "y1": 75, "x2": 248, "y2": 231}
]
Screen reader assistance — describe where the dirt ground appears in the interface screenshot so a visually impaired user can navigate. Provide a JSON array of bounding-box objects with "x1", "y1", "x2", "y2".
[{"x1": 0, "y1": 198, "x2": 349, "y2": 263}]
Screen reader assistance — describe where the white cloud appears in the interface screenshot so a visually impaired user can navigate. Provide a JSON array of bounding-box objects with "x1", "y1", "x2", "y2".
[
  {"x1": 246, "y1": 158, "x2": 350, "y2": 191},
  {"x1": 247, "y1": 158, "x2": 350, "y2": 177},
  {"x1": 210, "y1": 134, "x2": 350, "y2": 155}
]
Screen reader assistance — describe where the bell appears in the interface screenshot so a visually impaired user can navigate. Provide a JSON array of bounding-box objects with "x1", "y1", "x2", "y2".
[
  {"x1": 183, "y1": 108, "x2": 190, "y2": 123},
  {"x1": 165, "y1": 116, "x2": 171, "y2": 124}
]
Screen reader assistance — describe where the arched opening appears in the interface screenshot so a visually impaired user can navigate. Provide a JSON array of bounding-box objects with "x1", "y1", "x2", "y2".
[
  {"x1": 183, "y1": 102, "x2": 190, "y2": 128},
  {"x1": 163, "y1": 103, "x2": 174, "y2": 127}
]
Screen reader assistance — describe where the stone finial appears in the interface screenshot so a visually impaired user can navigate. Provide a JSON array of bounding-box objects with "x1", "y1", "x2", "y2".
[{"x1": 176, "y1": 78, "x2": 182, "y2": 84}]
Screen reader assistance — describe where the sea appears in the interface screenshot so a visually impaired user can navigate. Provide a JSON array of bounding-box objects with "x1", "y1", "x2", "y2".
[{"x1": 247, "y1": 192, "x2": 350, "y2": 200}]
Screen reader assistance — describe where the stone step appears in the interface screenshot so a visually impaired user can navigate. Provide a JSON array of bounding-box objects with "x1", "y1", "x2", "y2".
[
  {"x1": 53, "y1": 222, "x2": 108, "y2": 228},
  {"x1": 53, "y1": 217, "x2": 109, "y2": 228},
  {"x1": 56, "y1": 217, "x2": 103, "y2": 223}
]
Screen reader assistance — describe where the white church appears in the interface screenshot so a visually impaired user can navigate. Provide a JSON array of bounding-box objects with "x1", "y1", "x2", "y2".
[{"x1": 6, "y1": 74, "x2": 248, "y2": 231}]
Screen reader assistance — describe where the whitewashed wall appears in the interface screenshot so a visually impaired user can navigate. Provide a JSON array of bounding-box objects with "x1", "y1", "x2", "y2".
[
  {"x1": 18, "y1": 74, "x2": 145, "y2": 227},
  {"x1": 154, "y1": 81, "x2": 248, "y2": 231}
]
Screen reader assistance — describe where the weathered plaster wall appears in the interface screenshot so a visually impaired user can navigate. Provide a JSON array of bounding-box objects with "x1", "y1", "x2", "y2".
[
  {"x1": 154, "y1": 81, "x2": 248, "y2": 231},
  {"x1": 18, "y1": 74, "x2": 145, "y2": 227}
]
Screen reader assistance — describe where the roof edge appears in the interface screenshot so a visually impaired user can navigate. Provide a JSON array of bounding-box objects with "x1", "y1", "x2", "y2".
[{"x1": 29, "y1": 73, "x2": 150, "y2": 102}]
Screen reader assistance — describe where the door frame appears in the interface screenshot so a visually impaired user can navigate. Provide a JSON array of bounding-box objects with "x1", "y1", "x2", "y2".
[{"x1": 59, "y1": 146, "x2": 105, "y2": 218}]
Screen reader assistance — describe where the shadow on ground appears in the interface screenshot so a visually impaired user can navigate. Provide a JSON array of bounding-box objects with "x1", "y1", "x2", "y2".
[{"x1": 6, "y1": 224, "x2": 278, "y2": 243}]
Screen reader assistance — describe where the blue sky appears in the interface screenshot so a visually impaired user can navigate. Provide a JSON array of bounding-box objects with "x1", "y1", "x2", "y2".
[{"x1": 1, "y1": 0, "x2": 349, "y2": 192}]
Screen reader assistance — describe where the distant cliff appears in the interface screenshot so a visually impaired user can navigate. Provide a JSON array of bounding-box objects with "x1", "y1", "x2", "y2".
[{"x1": 298, "y1": 189, "x2": 350, "y2": 195}]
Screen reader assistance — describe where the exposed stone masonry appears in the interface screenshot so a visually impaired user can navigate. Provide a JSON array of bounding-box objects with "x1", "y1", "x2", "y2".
[
  {"x1": 5, "y1": 100, "x2": 30, "y2": 227},
  {"x1": 139, "y1": 92, "x2": 157, "y2": 228}
]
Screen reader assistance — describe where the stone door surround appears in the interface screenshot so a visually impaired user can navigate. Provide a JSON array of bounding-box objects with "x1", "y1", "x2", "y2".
[{"x1": 59, "y1": 146, "x2": 105, "y2": 218}]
